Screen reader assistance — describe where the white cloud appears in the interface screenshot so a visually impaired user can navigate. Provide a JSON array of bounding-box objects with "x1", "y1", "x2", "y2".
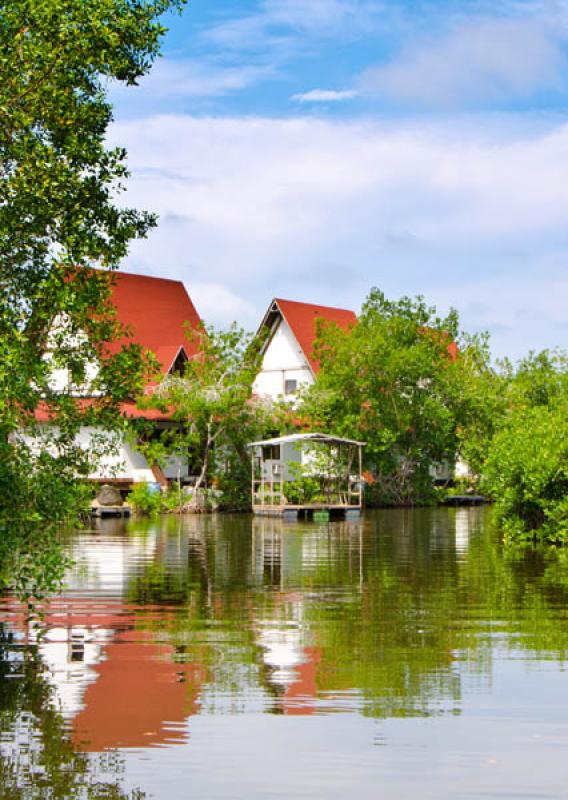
[
  {"x1": 112, "y1": 59, "x2": 274, "y2": 102},
  {"x1": 112, "y1": 113, "x2": 568, "y2": 358},
  {"x1": 361, "y1": 17, "x2": 567, "y2": 107},
  {"x1": 204, "y1": 0, "x2": 383, "y2": 52},
  {"x1": 189, "y1": 283, "x2": 259, "y2": 327},
  {"x1": 292, "y1": 89, "x2": 359, "y2": 103}
]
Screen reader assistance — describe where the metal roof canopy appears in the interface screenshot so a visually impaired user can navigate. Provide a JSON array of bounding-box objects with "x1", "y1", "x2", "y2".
[{"x1": 248, "y1": 432, "x2": 365, "y2": 448}]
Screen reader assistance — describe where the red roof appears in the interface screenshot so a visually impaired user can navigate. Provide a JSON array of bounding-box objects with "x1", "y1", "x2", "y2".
[
  {"x1": 106, "y1": 271, "x2": 202, "y2": 373},
  {"x1": 272, "y1": 298, "x2": 357, "y2": 373},
  {"x1": 33, "y1": 398, "x2": 175, "y2": 423},
  {"x1": 34, "y1": 271, "x2": 202, "y2": 425}
]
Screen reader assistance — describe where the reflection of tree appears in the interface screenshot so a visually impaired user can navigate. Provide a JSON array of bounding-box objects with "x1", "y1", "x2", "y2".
[
  {"x1": 121, "y1": 509, "x2": 568, "y2": 721},
  {"x1": 0, "y1": 625, "x2": 145, "y2": 800}
]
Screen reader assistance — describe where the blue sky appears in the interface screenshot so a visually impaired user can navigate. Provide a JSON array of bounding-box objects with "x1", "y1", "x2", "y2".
[{"x1": 109, "y1": 0, "x2": 568, "y2": 358}]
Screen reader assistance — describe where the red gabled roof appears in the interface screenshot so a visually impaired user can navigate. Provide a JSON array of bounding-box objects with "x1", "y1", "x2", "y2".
[
  {"x1": 106, "y1": 271, "x2": 202, "y2": 373},
  {"x1": 272, "y1": 298, "x2": 357, "y2": 373},
  {"x1": 34, "y1": 271, "x2": 202, "y2": 425}
]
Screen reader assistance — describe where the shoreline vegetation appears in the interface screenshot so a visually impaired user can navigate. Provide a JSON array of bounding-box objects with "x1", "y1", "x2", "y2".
[
  {"x1": 2, "y1": 1, "x2": 567, "y2": 599},
  {"x1": 127, "y1": 297, "x2": 568, "y2": 550}
]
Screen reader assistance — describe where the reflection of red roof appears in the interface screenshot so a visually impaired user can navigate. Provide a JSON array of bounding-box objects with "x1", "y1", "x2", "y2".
[
  {"x1": 272, "y1": 299, "x2": 357, "y2": 373},
  {"x1": 283, "y1": 647, "x2": 321, "y2": 716},
  {"x1": 0, "y1": 597, "x2": 206, "y2": 753},
  {"x1": 107, "y1": 271, "x2": 202, "y2": 373},
  {"x1": 73, "y1": 631, "x2": 205, "y2": 752}
]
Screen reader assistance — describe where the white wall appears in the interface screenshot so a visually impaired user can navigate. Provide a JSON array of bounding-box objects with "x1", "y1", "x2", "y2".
[
  {"x1": 22, "y1": 425, "x2": 188, "y2": 484},
  {"x1": 78, "y1": 428, "x2": 189, "y2": 483},
  {"x1": 260, "y1": 441, "x2": 303, "y2": 482},
  {"x1": 44, "y1": 314, "x2": 101, "y2": 396},
  {"x1": 76, "y1": 427, "x2": 155, "y2": 482},
  {"x1": 253, "y1": 318, "x2": 313, "y2": 401}
]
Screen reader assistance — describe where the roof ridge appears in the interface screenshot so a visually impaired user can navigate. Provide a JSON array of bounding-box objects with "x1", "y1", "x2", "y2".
[
  {"x1": 274, "y1": 297, "x2": 355, "y2": 315},
  {"x1": 111, "y1": 269, "x2": 185, "y2": 286}
]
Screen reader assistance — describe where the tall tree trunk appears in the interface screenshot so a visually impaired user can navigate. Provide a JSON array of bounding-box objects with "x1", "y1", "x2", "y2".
[{"x1": 184, "y1": 424, "x2": 213, "y2": 512}]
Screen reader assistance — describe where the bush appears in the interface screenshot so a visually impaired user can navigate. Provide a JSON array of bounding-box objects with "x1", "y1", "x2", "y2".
[
  {"x1": 483, "y1": 407, "x2": 568, "y2": 544},
  {"x1": 215, "y1": 461, "x2": 251, "y2": 511},
  {"x1": 364, "y1": 467, "x2": 437, "y2": 508},
  {"x1": 127, "y1": 483, "x2": 163, "y2": 516},
  {"x1": 161, "y1": 484, "x2": 191, "y2": 513},
  {"x1": 284, "y1": 477, "x2": 321, "y2": 505}
]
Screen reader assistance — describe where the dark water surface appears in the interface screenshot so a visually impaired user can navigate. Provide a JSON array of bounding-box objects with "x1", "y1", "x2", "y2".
[{"x1": 2, "y1": 508, "x2": 568, "y2": 799}]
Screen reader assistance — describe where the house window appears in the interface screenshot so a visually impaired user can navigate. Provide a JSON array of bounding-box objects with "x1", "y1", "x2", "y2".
[
  {"x1": 262, "y1": 445, "x2": 281, "y2": 461},
  {"x1": 284, "y1": 379, "x2": 297, "y2": 395}
]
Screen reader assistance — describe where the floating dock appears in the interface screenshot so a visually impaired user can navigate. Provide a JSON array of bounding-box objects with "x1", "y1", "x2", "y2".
[
  {"x1": 90, "y1": 503, "x2": 132, "y2": 518},
  {"x1": 443, "y1": 495, "x2": 487, "y2": 507},
  {"x1": 253, "y1": 505, "x2": 362, "y2": 521}
]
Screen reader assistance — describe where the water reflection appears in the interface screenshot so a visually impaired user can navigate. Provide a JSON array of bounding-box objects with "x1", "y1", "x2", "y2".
[{"x1": 2, "y1": 509, "x2": 568, "y2": 797}]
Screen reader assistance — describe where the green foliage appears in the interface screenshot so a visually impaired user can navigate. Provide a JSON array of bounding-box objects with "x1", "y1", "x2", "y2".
[
  {"x1": 127, "y1": 483, "x2": 163, "y2": 516},
  {"x1": 483, "y1": 376, "x2": 568, "y2": 544},
  {"x1": 0, "y1": 0, "x2": 185, "y2": 588},
  {"x1": 284, "y1": 477, "x2": 321, "y2": 505},
  {"x1": 139, "y1": 323, "x2": 283, "y2": 511},
  {"x1": 161, "y1": 483, "x2": 189, "y2": 513},
  {"x1": 301, "y1": 288, "x2": 477, "y2": 506}
]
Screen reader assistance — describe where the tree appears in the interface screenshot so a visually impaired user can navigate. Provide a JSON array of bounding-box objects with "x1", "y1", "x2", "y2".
[
  {"x1": 138, "y1": 324, "x2": 280, "y2": 511},
  {"x1": 481, "y1": 350, "x2": 568, "y2": 544},
  {"x1": 300, "y1": 289, "x2": 477, "y2": 505},
  {"x1": 0, "y1": 0, "x2": 185, "y2": 587}
]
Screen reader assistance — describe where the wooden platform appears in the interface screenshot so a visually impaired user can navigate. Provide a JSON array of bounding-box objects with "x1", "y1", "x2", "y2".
[
  {"x1": 253, "y1": 505, "x2": 362, "y2": 521},
  {"x1": 90, "y1": 503, "x2": 132, "y2": 518},
  {"x1": 443, "y1": 495, "x2": 487, "y2": 507}
]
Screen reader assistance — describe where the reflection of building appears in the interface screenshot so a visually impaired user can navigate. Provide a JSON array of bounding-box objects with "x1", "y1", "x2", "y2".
[
  {"x1": 251, "y1": 516, "x2": 364, "y2": 589},
  {"x1": 251, "y1": 516, "x2": 363, "y2": 715},
  {"x1": 258, "y1": 621, "x2": 321, "y2": 716},
  {"x1": 454, "y1": 508, "x2": 474, "y2": 557},
  {"x1": 73, "y1": 629, "x2": 204, "y2": 751},
  {"x1": 2, "y1": 523, "x2": 207, "y2": 751}
]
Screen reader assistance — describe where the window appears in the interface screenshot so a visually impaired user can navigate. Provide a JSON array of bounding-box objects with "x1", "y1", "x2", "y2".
[
  {"x1": 262, "y1": 445, "x2": 281, "y2": 461},
  {"x1": 284, "y1": 379, "x2": 297, "y2": 395}
]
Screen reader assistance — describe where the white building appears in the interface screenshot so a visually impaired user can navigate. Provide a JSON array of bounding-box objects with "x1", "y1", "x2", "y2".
[
  {"x1": 253, "y1": 298, "x2": 356, "y2": 402},
  {"x1": 33, "y1": 270, "x2": 203, "y2": 487}
]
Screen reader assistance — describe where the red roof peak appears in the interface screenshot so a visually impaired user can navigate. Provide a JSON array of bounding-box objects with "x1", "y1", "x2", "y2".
[
  {"x1": 106, "y1": 270, "x2": 202, "y2": 373},
  {"x1": 273, "y1": 297, "x2": 356, "y2": 317},
  {"x1": 110, "y1": 269, "x2": 185, "y2": 287},
  {"x1": 268, "y1": 298, "x2": 357, "y2": 373}
]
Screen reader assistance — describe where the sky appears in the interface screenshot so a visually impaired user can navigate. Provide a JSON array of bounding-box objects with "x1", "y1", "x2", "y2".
[{"x1": 109, "y1": 0, "x2": 568, "y2": 359}]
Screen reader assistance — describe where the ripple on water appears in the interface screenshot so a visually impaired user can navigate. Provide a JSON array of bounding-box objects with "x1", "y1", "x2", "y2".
[{"x1": 1, "y1": 508, "x2": 568, "y2": 799}]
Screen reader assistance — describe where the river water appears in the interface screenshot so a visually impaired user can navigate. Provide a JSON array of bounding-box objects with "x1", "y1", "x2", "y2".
[{"x1": 1, "y1": 508, "x2": 568, "y2": 799}]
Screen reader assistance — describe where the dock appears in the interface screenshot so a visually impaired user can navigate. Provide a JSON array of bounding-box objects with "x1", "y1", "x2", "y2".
[
  {"x1": 253, "y1": 505, "x2": 362, "y2": 522},
  {"x1": 90, "y1": 502, "x2": 132, "y2": 518},
  {"x1": 248, "y1": 433, "x2": 366, "y2": 524},
  {"x1": 443, "y1": 495, "x2": 487, "y2": 507}
]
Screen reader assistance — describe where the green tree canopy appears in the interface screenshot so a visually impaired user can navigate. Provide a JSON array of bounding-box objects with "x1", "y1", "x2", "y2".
[
  {"x1": 0, "y1": 0, "x2": 185, "y2": 587},
  {"x1": 300, "y1": 289, "x2": 490, "y2": 505},
  {"x1": 138, "y1": 323, "x2": 281, "y2": 511},
  {"x1": 481, "y1": 350, "x2": 568, "y2": 544}
]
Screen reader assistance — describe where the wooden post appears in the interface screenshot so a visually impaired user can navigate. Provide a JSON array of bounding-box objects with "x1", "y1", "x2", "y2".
[
  {"x1": 358, "y1": 444, "x2": 363, "y2": 509},
  {"x1": 260, "y1": 448, "x2": 265, "y2": 512}
]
